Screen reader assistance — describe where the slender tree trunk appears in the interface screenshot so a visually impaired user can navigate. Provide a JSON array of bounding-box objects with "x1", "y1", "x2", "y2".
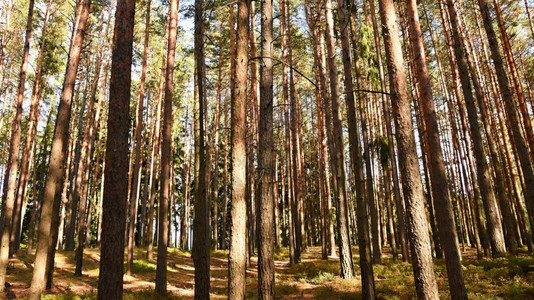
[
  {"x1": 74, "y1": 15, "x2": 110, "y2": 275},
  {"x1": 95, "y1": 0, "x2": 135, "y2": 297},
  {"x1": 228, "y1": 0, "x2": 248, "y2": 297},
  {"x1": 155, "y1": 0, "x2": 178, "y2": 295},
  {"x1": 126, "y1": 0, "x2": 151, "y2": 275},
  {"x1": 304, "y1": 1, "x2": 329, "y2": 259},
  {"x1": 333, "y1": 0, "x2": 374, "y2": 293},
  {"x1": 220, "y1": 97, "x2": 229, "y2": 250},
  {"x1": 11, "y1": 0, "x2": 52, "y2": 253},
  {"x1": 146, "y1": 25, "x2": 167, "y2": 259},
  {"x1": 478, "y1": 0, "x2": 534, "y2": 239},
  {"x1": 28, "y1": 0, "x2": 91, "y2": 297},
  {"x1": 443, "y1": 0, "x2": 508, "y2": 257},
  {"x1": 279, "y1": 0, "x2": 298, "y2": 264},
  {"x1": 378, "y1": 0, "x2": 440, "y2": 298},
  {"x1": 211, "y1": 34, "x2": 224, "y2": 251},
  {"x1": 324, "y1": 0, "x2": 355, "y2": 280},
  {"x1": 192, "y1": 0, "x2": 210, "y2": 297},
  {"x1": 0, "y1": 0, "x2": 34, "y2": 286},
  {"x1": 180, "y1": 108, "x2": 191, "y2": 249},
  {"x1": 257, "y1": 0, "x2": 275, "y2": 296}
]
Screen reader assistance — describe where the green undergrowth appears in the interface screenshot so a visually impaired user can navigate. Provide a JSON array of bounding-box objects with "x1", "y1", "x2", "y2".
[
  {"x1": 462, "y1": 255, "x2": 534, "y2": 299},
  {"x1": 41, "y1": 289, "x2": 184, "y2": 300},
  {"x1": 210, "y1": 249, "x2": 229, "y2": 258},
  {"x1": 281, "y1": 260, "x2": 340, "y2": 280}
]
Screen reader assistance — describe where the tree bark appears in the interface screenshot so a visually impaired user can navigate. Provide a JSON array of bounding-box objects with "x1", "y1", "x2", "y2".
[
  {"x1": 478, "y1": 0, "x2": 534, "y2": 240},
  {"x1": 126, "y1": 0, "x2": 151, "y2": 275},
  {"x1": 192, "y1": 0, "x2": 210, "y2": 297},
  {"x1": 11, "y1": 0, "x2": 52, "y2": 253},
  {"x1": 324, "y1": 0, "x2": 355, "y2": 280},
  {"x1": 257, "y1": 0, "x2": 275, "y2": 296},
  {"x1": 228, "y1": 0, "x2": 248, "y2": 298},
  {"x1": 95, "y1": 0, "x2": 135, "y2": 298},
  {"x1": 155, "y1": 0, "x2": 178, "y2": 295},
  {"x1": 28, "y1": 0, "x2": 91, "y2": 297},
  {"x1": 0, "y1": 0, "x2": 34, "y2": 287},
  {"x1": 335, "y1": 0, "x2": 374, "y2": 294},
  {"x1": 378, "y1": 0, "x2": 440, "y2": 298}
]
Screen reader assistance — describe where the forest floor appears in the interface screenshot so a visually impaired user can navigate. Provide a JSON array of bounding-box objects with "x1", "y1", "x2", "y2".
[{"x1": 2, "y1": 245, "x2": 534, "y2": 299}]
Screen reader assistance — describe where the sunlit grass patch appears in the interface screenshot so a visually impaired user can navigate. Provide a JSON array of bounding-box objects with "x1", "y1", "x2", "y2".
[
  {"x1": 124, "y1": 259, "x2": 156, "y2": 274},
  {"x1": 281, "y1": 260, "x2": 340, "y2": 280},
  {"x1": 211, "y1": 249, "x2": 229, "y2": 259},
  {"x1": 276, "y1": 282, "x2": 300, "y2": 295},
  {"x1": 274, "y1": 247, "x2": 290, "y2": 260},
  {"x1": 314, "y1": 281, "x2": 361, "y2": 300},
  {"x1": 42, "y1": 290, "x2": 96, "y2": 300},
  {"x1": 124, "y1": 289, "x2": 183, "y2": 300},
  {"x1": 308, "y1": 271, "x2": 335, "y2": 284}
]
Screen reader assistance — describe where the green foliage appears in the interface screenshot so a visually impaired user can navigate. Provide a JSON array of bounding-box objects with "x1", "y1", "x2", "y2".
[
  {"x1": 374, "y1": 134, "x2": 390, "y2": 168},
  {"x1": 358, "y1": 24, "x2": 380, "y2": 88}
]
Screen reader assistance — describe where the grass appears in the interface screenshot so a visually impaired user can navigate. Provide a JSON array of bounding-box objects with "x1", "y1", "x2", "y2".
[{"x1": 3, "y1": 245, "x2": 534, "y2": 299}]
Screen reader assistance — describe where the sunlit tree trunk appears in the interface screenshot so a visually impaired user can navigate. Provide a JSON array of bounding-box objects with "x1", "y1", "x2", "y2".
[
  {"x1": 334, "y1": 0, "x2": 374, "y2": 293},
  {"x1": 11, "y1": 0, "x2": 52, "y2": 253},
  {"x1": 192, "y1": 0, "x2": 210, "y2": 297},
  {"x1": 324, "y1": 0, "x2": 355, "y2": 280},
  {"x1": 0, "y1": 0, "x2": 34, "y2": 285},
  {"x1": 155, "y1": 0, "x2": 178, "y2": 295},
  {"x1": 378, "y1": 0, "x2": 440, "y2": 298},
  {"x1": 126, "y1": 0, "x2": 151, "y2": 275},
  {"x1": 257, "y1": 0, "x2": 275, "y2": 296},
  {"x1": 28, "y1": 0, "x2": 91, "y2": 297},
  {"x1": 478, "y1": 0, "x2": 534, "y2": 237},
  {"x1": 228, "y1": 0, "x2": 249, "y2": 298}
]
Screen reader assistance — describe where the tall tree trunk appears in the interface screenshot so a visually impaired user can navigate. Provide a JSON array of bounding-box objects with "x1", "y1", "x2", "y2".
[
  {"x1": 324, "y1": 0, "x2": 355, "y2": 280},
  {"x1": 478, "y1": 0, "x2": 534, "y2": 240},
  {"x1": 211, "y1": 33, "x2": 224, "y2": 251},
  {"x1": 365, "y1": 0, "x2": 409, "y2": 263},
  {"x1": 126, "y1": 0, "x2": 151, "y2": 275},
  {"x1": 155, "y1": 0, "x2": 178, "y2": 295},
  {"x1": 220, "y1": 96, "x2": 229, "y2": 250},
  {"x1": 11, "y1": 0, "x2": 52, "y2": 253},
  {"x1": 279, "y1": 0, "x2": 298, "y2": 264},
  {"x1": 0, "y1": 0, "x2": 34, "y2": 287},
  {"x1": 378, "y1": 0, "x2": 440, "y2": 298},
  {"x1": 334, "y1": 0, "x2": 374, "y2": 294},
  {"x1": 180, "y1": 108, "x2": 191, "y2": 249},
  {"x1": 146, "y1": 22, "x2": 167, "y2": 259},
  {"x1": 228, "y1": 0, "x2": 248, "y2": 298},
  {"x1": 95, "y1": 0, "x2": 135, "y2": 297},
  {"x1": 257, "y1": 0, "x2": 275, "y2": 296},
  {"x1": 28, "y1": 0, "x2": 91, "y2": 297},
  {"x1": 74, "y1": 13, "x2": 110, "y2": 275},
  {"x1": 192, "y1": 0, "x2": 210, "y2": 297},
  {"x1": 442, "y1": 0, "x2": 508, "y2": 257}
]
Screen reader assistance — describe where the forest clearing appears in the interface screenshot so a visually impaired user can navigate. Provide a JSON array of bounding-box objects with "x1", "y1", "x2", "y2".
[{"x1": 1, "y1": 0, "x2": 534, "y2": 298}]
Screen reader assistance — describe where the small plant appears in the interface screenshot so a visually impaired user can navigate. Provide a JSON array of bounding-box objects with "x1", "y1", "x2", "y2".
[{"x1": 309, "y1": 271, "x2": 335, "y2": 285}]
